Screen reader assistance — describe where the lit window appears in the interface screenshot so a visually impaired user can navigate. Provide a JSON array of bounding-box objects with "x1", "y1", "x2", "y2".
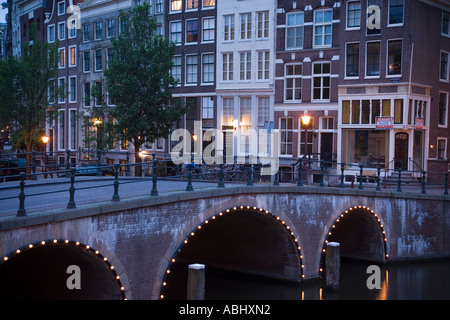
[
  {"x1": 171, "y1": 0, "x2": 182, "y2": 12},
  {"x1": 387, "y1": 40, "x2": 402, "y2": 76},
  {"x1": 286, "y1": 12, "x2": 304, "y2": 49}
]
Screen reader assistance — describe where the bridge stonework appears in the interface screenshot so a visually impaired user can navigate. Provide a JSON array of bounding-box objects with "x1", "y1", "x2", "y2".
[{"x1": 0, "y1": 186, "x2": 448, "y2": 300}]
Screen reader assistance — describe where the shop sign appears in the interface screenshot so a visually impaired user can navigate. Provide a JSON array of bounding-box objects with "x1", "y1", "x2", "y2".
[
  {"x1": 415, "y1": 117, "x2": 424, "y2": 130},
  {"x1": 375, "y1": 117, "x2": 393, "y2": 129}
]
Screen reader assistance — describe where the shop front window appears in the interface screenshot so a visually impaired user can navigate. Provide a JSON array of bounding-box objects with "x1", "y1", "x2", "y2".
[{"x1": 342, "y1": 129, "x2": 388, "y2": 167}]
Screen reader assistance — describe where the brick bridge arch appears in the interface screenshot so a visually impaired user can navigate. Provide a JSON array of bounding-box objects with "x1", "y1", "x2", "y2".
[{"x1": 0, "y1": 186, "x2": 447, "y2": 299}]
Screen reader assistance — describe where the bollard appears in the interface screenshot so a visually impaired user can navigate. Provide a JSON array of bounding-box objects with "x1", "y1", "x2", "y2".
[
  {"x1": 187, "y1": 263, "x2": 205, "y2": 300},
  {"x1": 112, "y1": 164, "x2": 120, "y2": 202},
  {"x1": 151, "y1": 154, "x2": 159, "y2": 196},
  {"x1": 325, "y1": 242, "x2": 340, "y2": 291},
  {"x1": 17, "y1": 172, "x2": 26, "y2": 217},
  {"x1": 67, "y1": 168, "x2": 76, "y2": 209},
  {"x1": 186, "y1": 163, "x2": 193, "y2": 191}
]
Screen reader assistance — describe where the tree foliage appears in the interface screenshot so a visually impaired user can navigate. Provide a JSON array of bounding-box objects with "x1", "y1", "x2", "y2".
[{"x1": 104, "y1": 3, "x2": 188, "y2": 171}]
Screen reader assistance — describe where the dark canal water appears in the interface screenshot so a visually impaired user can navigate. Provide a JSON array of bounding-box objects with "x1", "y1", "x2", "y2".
[{"x1": 165, "y1": 258, "x2": 450, "y2": 300}]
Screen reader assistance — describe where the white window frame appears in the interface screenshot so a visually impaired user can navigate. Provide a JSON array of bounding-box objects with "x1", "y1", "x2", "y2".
[
  {"x1": 365, "y1": 40, "x2": 381, "y2": 78},
  {"x1": 107, "y1": 18, "x2": 115, "y2": 38},
  {"x1": 69, "y1": 109, "x2": 77, "y2": 151},
  {"x1": 69, "y1": 76, "x2": 77, "y2": 103},
  {"x1": 186, "y1": 19, "x2": 198, "y2": 44},
  {"x1": 284, "y1": 63, "x2": 302, "y2": 103},
  {"x1": 201, "y1": 53, "x2": 215, "y2": 85},
  {"x1": 257, "y1": 50, "x2": 270, "y2": 81},
  {"x1": 69, "y1": 45, "x2": 76, "y2": 67},
  {"x1": 202, "y1": 17, "x2": 215, "y2": 43},
  {"x1": 313, "y1": 9, "x2": 332, "y2": 48},
  {"x1": 224, "y1": 14, "x2": 235, "y2": 42},
  {"x1": 257, "y1": 96, "x2": 270, "y2": 127},
  {"x1": 442, "y1": 10, "x2": 450, "y2": 37},
  {"x1": 170, "y1": 0, "x2": 182, "y2": 13},
  {"x1": 257, "y1": 11, "x2": 269, "y2": 39},
  {"x1": 437, "y1": 138, "x2": 447, "y2": 160},
  {"x1": 94, "y1": 21, "x2": 102, "y2": 40},
  {"x1": 312, "y1": 62, "x2": 331, "y2": 102},
  {"x1": 386, "y1": 39, "x2": 402, "y2": 77},
  {"x1": 388, "y1": 0, "x2": 404, "y2": 27},
  {"x1": 299, "y1": 117, "x2": 314, "y2": 156},
  {"x1": 345, "y1": 42, "x2": 360, "y2": 79},
  {"x1": 202, "y1": 96, "x2": 214, "y2": 119},
  {"x1": 171, "y1": 55, "x2": 182, "y2": 85},
  {"x1": 439, "y1": 91, "x2": 449, "y2": 128},
  {"x1": 240, "y1": 13, "x2": 252, "y2": 41},
  {"x1": 58, "y1": 47, "x2": 66, "y2": 69},
  {"x1": 239, "y1": 51, "x2": 251, "y2": 81},
  {"x1": 57, "y1": 1, "x2": 65, "y2": 16},
  {"x1": 440, "y1": 50, "x2": 449, "y2": 82},
  {"x1": 286, "y1": 12, "x2": 304, "y2": 50},
  {"x1": 95, "y1": 49, "x2": 102, "y2": 72},
  {"x1": 346, "y1": 1, "x2": 361, "y2": 30},
  {"x1": 58, "y1": 110, "x2": 65, "y2": 150},
  {"x1": 58, "y1": 21, "x2": 65, "y2": 40},
  {"x1": 186, "y1": 0, "x2": 198, "y2": 11},
  {"x1": 83, "y1": 24, "x2": 90, "y2": 42},
  {"x1": 222, "y1": 52, "x2": 234, "y2": 82},
  {"x1": 185, "y1": 54, "x2": 198, "y2": 85},
  {"x1": 83, "y1": 82, "x2": 91, "y2": 107},
  {"x1": 170, "y1": 21, "x2": 182, "y2": 45},
  {"x1": 58, "y1": 77, "x2": 66, "y2": 103},
  {"x1": 47, "y1": 24, "x2": 55, "y2": 43},
  {"x1": 202, "y1": 0, "x2": 215, "y2": 9},
  {"x1": 83, "y1": 51, "x2": 90, "y2": 73},
  {"x1": 280, "y1": 117, "x2": 294, "y2": 157}
]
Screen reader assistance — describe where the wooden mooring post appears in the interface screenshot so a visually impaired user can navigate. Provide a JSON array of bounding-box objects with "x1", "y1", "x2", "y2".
[
  {"x1": 187, "y1": 263, "x2": 205, "y2": 300},
  {"x1": 325, "y1": 242, "x2": 340, "y2": 290}
]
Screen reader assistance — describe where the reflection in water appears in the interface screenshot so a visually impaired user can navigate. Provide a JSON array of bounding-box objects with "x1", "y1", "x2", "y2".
[{"x1": 166, "y1": 259, "x2": 450, "y2": 300}]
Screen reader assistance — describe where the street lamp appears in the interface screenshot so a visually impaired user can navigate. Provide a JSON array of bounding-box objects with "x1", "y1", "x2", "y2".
[
  {"x1": 301, "y1": 115, "x2": 311, "y2": 160},
  {"x1": 42, "y1": 135, "x2": 49, "y2": 178},
  {"x1": 42, "y1": 135, "x2": 49, "y2": 144}
]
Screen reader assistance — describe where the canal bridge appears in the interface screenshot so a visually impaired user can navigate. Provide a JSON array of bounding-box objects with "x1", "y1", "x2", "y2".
[{"x1": 0, "y1": 180, "x2": 448, "y2": 300}]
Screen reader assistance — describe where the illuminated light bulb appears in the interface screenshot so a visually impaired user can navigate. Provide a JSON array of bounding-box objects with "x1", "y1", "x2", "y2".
[
  {"x1": 160, "y1": 295, "x2": 164, "y2": 299},
  {"x1": 120, "y1": 287, "x2": 125, "y2": 291},
  {"x1": 116, "y1": 276, "x2": 120, "y2": 280},
  {"x1": 328, "y1": 232, "x2": 332, "y2": 235},
  {"x1": 86, "y1": 245, "x2": 90, "y2": 249},
  {"x1": 65, "y1": 240, "x2": 69, "y2": 243},
  {"x1": 226, "y1": 209, "x2": 230, "y2": 212},
  {"x1": 29, "y1": 244, "x2": 33, "y2": 248},
  {"x1": 198, "y1": 226, "x2": 201, "y2": 229},
  {"x1": 53, "y1": 239, "x2": 58, "y2": 243},
  {"x1": 367, "y1": 207, "x2": 370, "y2": 210},
  {"x1": 41, "y1": 241, "x2": 46, "y2": 245},
  {"x1": 110, "y1": 265, "x2": 115, "y2": 270},
  {"x1": 219, "y1": 212, "x2": 223, "y2": 216},
  {"x1": 3, "y1": 257, "x2": 8, "y2": 261},
  {"x1": 205, "y1": 220, "x2": 209, "y2": 224},
  {"x1": 325, "y1": 240, "x2": 328, "y2": 243},
  {"x1": 162, "y1": 282, "x2": 166, "y2": 286},
  {"x1": 166, "y1": 270, "x2": 171, "y2": 274},
  {"x1": 233, "y1": 207, "x2": 236, "y2": 210},
  {"x1": 95, "y1": 250, "x2": 99, "y2": 254},
  {"x1": 380, "y1": 225, "x2": 383, "y2": 228},
  {"x1": 332, "y1": 225, "x2": 335, "y2": 228},
  {"x1": 336, "y1": 219, "x2": 340, "y2": 222},
  {"x1": 320, "y1": 268, "x2": 323, "y2": 272},
  {"x1": 276, "y1": 217, "x2": 280, "y2": 220},
  {"x1": 184, "y1": 240, "x2": 188, "y2": 244},
  {"x1": 384, "y1": 238, "x2": 387, "y2": 242},
  {"x1": 349, "y1": 208, "x2": 353, "y2": 211},
  {"x1": 259, "y1": 208, "x2": 263, "y2": 212},
  {"x1": 341, "y1": 214, "x2": 344, "y2": 217},
  {"x1": 298, "y1": 246, "x2": 301, "y2": 250},
  {"x1": 240, "y1": 206, "x2": 243, "y2": 209},
  {"x1": 386, "y1": 254, "x2": 389, "y2": 258},
  {"x1": 358, "y1": 206, "x2": 361, "y2": 208},
  {"x1": 253, "y1": 207, "x2": 257, "y2": 210},
  {"x1": 300, "y1": 255, "x2": 303, "y2": 259},
  {"x1": 212, "y1": 216, "x2": 216, "y2": 220},
  {"x1": 75, "y1": 242, "x2": 80, "y2": 246},
  {"x1": 323, "y1": 249, "x2": 326, "y2": 252},
  {"x1": 302, "y1": 274, "x2": 305, "y2": 278},
  {"x1": 191, "y1": 232, "x2": 194, "y2": 236},
  {"x1": 247, "y1": 206, "x2": 250, "y2": 209},
  {"x1": 362, "y1": 206, "x2": 365, "y2": 208},
  {"x1": 265, "y1": 210, "x2": 269, "y2": 214},
  {"x1": 172, "y1": 258, "x2": 176, "y2": 263},
  {"x1": 104, "y1": 257, "x2": 108, "y2": 261},
  {"x1": 301, "y1": 265, "x2": 304, "y2": 268},
  {"x1": 16, "y1": 249, "x2": 20, "y2": 254},
  {"x1": 291, "y1": 232, "x2": 294, "y2": 236}
]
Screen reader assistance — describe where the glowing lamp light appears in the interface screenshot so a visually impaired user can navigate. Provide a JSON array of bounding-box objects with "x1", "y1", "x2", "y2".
[
  {"x1": 301, "y1": 115, "x2": 311, "y2": 126},
  {"x1": 42, "y1": 135, "x2": 49, "y2": 144}
]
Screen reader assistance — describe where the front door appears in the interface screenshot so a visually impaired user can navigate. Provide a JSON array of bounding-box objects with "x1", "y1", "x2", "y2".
[
  {"x1": 395, "y1": 132, "x2": 409, "y2": 170},
  {"x1": 320, "y1": 133, "x2": 333, "y2": 166}
]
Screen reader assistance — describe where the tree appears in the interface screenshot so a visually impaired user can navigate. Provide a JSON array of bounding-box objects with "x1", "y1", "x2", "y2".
[
  {"x1": 0, "y1": 25, "x2": 58, "y2": 175},
  {"x1": 104, "y1": 3, "x2": 189, "y2": 175}
]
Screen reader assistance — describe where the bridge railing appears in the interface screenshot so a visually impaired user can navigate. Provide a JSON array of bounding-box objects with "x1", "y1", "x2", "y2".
[{"x1": 0, "y1": 153, "x2": 448, "y2": 217}]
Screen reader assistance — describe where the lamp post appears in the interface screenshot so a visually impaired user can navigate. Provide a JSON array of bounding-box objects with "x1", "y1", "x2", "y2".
[
  {"x1": 42, "y1": 135, "x2": 49, "y2": 179},
  {"x1": 301, "y1": 115, "x2": 311, "y2": 184}
]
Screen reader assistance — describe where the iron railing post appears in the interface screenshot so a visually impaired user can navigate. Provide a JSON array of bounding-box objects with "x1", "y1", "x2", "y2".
[
  {"x1": 297, "y1": 158, "x2": 303, "y2": 187},
  {"x1": 17, "y1": 172, "x2": 26, "y2": 217},
  {"x1": 319, "y1": 159, "x2": 325, "y2": 187},
  {"x1": 186, "y1": 163, "x2": 193, "y2": 191},
  {"x1": 359, "y1": 164, "x2": 364, "y2": 190},
  {"x1": 397, "y1": 169, "x2": 402, "y2": 193},
  {"x1": 218, "y1": 162, "x2": 225, "y2": 188},
  {"x1": 247, "y1": 164, "x2": 254, "y2": 186},
  {"x1": 376, "y1": 166, "x2": 381, "y2": 191},
  {"x1": 67, "y1": 168, "x2": 76, "y2": 209},
  {"x1": 151, "y1": 154, "x2": 159, "y2": 196},
  {"x1": 421, "y1": 171, "x2": 427, "y2": 195},
  {"x1": 112, "y1": 164, "x2": 120, "y2": 202},
  {"x1": 340, "y1": 162, "x2": 345, "y2": 189},
  {"x1": 445, "y1": 173, "x2": 449, "y2": 196},
  {"x1": 31, "y1": 150, "x2": 37, "y2": 180}
]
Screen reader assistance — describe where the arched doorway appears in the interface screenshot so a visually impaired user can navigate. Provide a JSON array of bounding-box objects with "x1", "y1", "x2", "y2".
[
  {"x1": 395, "y1": 132, "x2": 409, "y2": 170},
  {"x1": 0, "y1": 241, "x2": 125, "y2": 300},
  {"x1": 160, "y1": 206, "x2": 303, "y2": 300}
]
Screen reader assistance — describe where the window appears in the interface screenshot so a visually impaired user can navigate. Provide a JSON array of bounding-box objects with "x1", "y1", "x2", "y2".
[
  {"x1": 58, "y1": 111, "x2": 65, "y2": 150},
  {"x1": 224, "y1": 15, "x2": 235, "y2": 41},
  {"x1": 257, "y1": 97, "x2": 270, "y2": 127},
  {"x1": 83, "y1": 83, "x2": 91, "y2": 107},
  {"x1": 107, "y1": 19, "x2": 115, "y2": 38},
  {"x1": 312, "y1": 62, "x2": 331, "y2": 101},
  {"x1": 257, "y1": 11, "x2": 269, "y2": 39},
  {"x1": 202, "y1": 53, "x2": 214, "y2": 84},
  {"x1": 69, "y1": 77, "x2": 76, "y2": 102},
  {"x1": 69, "y1": 20, "x2": 76, "y2": 38},
  {"x1": 95, "y1": 22, "x2": 102, "y2": 40},
  {"x1": 171, "y1": 56, "x2": 182, "y2": 84},
  {"x1": 106, "y1": 47, "x2": 113, "y2": 68},
  {"x1": 186, "y1": 55, "x2": 198, "y2": 84},
  {"x1": 203, "y1": 0, "x2": 214, "y2": 8},
  {"x1": 285, "y1": 63, "x2": 302, "y2": 102},
  {"x1": 83, "y1": 24, "x2": 90, "y2": 41},
  {"x1": 443, "y1": 11, "x2": 450, "y2": 36},
  {"x1": 156, "y1": 0, "x2": 163, "y2": 13},
  {"x1": 437, "y1": 139, "x2": 447, "y2": 159},
  {"x1": 58, "y1": 22, "x2": 65, "y2": 40},
  {"x1": 83, "y1": 51, "x2": 90, "y2": 72},
  {"x1": 240, "y1": 13, "x2": 252, "y2": 40},
  {"x1": 257, "y1": 51, "x2": 270, "y2": 80},
  {"x1": 58, "y1": 48, "x2": 66, "y2": 68},
  {"x1": 389, "y1": 0, "x2": 404, "y2": 25},
  {"x1": 170, "y1": 21, "x2": 182, "y2": 44},
  {"x1": 387, "y1": 40, "x2": 402, "y2": 76},
  {"x1": 347, "y1": 1, "x2": 361, "y2": 29},
  {"x1": 366, "y1": 41, "x2": 380, "y2": 77},
  {"x1": 58, "y1": 1, "x2": 65, "y2": 15},
  {"x1": 69, "y1": 110, "x2": 77, "y2": 150},
  {"x1": 171, "y1": 0, "x2": 182, "y2": 12},
  {"x1": 280, "y1": 117, "x2": 293, "y2": 156},
  {"x1": 439, "y1": 92, "x2": 448, "y2": 126},
  {"x1": 202, "y1": 17, "x2": 215, "y2": 42},
  {"x1": 239, "y1": 52, "x2": 251, "y2": 81},
  {"x1": 202, "y1": 97, "x2": 214, "y2": 119},
  {"x1": 48, "y1": 25, "x2": 55, "y2": 43},
  {"x1": 95, "y1": 49, "x2": 102, "y2": 71},
  {"x1": 440, "y1": 51, "x2": 449, "y2": 81},
  {"x1": 222, "y1": 53, "x2": 233, "y2": 81},
  {"x1": 314, "y1": 10, "x2": 332, "y2": 48},
  {"x1": 346, "y1": 43, "x2": 359, "y2": 77},
  {"x1": 286, "y1": 12, "x2": 304, "y2": 49},
  {"x1": 186, "y1": 19, "x2": 198, "y2": 43},
  {"x1": 95, "y1": 82, "x2": 103, "y2": 106},
  {"x1": 48, "y1": 79, "x2": 56, "y2": 103},
  {"x1": 239, "y1": 97, "x2": 251, "y2": 125},
  {"x1": 222, "y1": 97, "x2": 234, "y2": 126},
  {"x1": 300, "y1": 117, "x2": 313, "y2": 156},
  {"x1": 187, "y1": 0, "x2": 198, "y2": 10},
  {"x1": 69, "y1": 46, "x2": 76, "y2": 67},
  {"x1": 58, "y1": 78, "x2": 66, "y2": 103}
]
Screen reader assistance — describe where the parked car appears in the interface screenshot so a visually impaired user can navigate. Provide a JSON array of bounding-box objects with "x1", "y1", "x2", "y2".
[{"x1": 0, "y1": 159, "x2": 25, "y2": 181}]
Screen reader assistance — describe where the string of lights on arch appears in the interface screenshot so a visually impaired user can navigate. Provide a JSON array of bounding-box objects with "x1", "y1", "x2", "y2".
[
  {"x1": 319, "y1": 205, "x2": 389, "y2": 275},
  {"x1": 0, "y1": 239, "x2": 127, "y2": 300},
  {"x1": 159, "y1": 205, "x2": 305, "y2": 300}
]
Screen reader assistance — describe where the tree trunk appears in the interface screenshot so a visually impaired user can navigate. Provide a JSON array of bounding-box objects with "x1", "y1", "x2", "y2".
[{"x1": 134, "y1": 144, "x2": 141, "y2": 177}]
